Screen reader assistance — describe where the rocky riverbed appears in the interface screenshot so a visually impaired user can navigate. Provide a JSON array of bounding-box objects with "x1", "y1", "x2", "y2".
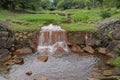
[{"x1": 0, "y1": 52, "x2": 106, "y2": 80}]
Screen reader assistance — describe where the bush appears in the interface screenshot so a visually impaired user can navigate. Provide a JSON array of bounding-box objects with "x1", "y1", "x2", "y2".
[
  {"x1": 111, "y1": 57, "x2": 120, "y2": 67},
  {"x1": 72, "y1": 13, "x2": 90, "y2": 22},
  {"x1": 100, "y1": 10, "x2": 111, "y2": 19}
]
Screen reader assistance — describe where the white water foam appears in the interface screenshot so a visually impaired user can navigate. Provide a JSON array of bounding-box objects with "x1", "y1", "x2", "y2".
[{"x1": 37, "y1": 24, "x2": 68, "y2": 54}]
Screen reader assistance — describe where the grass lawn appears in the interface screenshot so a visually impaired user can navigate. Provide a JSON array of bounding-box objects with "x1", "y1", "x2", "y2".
[{"x1": 0, "y1": 8, "x2": 120, "y2": 31}]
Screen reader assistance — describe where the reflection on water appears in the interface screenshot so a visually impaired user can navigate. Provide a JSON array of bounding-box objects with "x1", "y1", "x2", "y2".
[{"x1": 0, "y1": 53, "x2": 103, "y2": 80}]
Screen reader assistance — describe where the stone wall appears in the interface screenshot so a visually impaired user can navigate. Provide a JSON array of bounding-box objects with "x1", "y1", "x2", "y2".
[
  {"x1": 12, "y1": 31, "x2": 97, "y2": 54},
  {"x1": 95, "y1": 19, "x2": 120, "y2": 55},
  {"x1": 13, "y1": 31, "x2": 39, "y2": 53},
  {"x1": 0, "y1": 21, "x2": 14, "y2": 60},
  {"x1": 67, "y1": 31, "x2": 99, "y2": 46}
]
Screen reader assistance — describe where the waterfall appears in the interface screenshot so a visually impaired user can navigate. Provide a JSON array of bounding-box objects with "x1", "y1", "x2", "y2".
[{"x1": 37, "y1": 24, "x2": 68, "y2": 54}]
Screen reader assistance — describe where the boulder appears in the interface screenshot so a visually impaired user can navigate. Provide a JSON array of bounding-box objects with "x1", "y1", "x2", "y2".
[
  {"x1": 95, "y1": 19, "x2": 120, "y2": 55},
  {"x1": 14, "y1": 48, "x2": 32, "y2": 55},
  {"x1": 37, "y1": 56, "x2": 48, "y2": 62},
  {"x1": 97, "y1": 48, "x2": 107, "y2": 54},
  {"x1": 0, "y1": 49, "x2": 11, "y2": 61},
  {"x1": 111, "y1": 29, "x2": 120, "y2": 40},
  {"x1": 71, "y1": 53, "x2": 80, "y2": 59},
  {"x1": 83, "y1": 46, "x2": 95, "y2": 54},
  {"x1": 0, "y1": 21, "x2": 14, "y2": 49},
  {"x1": 26, "y1": 71, "x2": 32, "y2": 76},
  {"x1": 103, "y1": 70, "x2": 112, "y2": 76},
  {"x1": 54, "y1": 47, "x2": 66, "y2": 55},
  {"x1": 70, "y1": 45, "x2": 84, "y2": 53},
  {"x1": 112, "y1": 68, "x2": 120, "y2": 76},
  {"x1": 86, "y1": 38, "x2": 100, "y2": 46},
  {"x1": 14, "y1": 57, "x2": 24, "y2": 65},
  {"x1": 106, "y1": 53, "x2": 115, "y2": 58},
  {"x1": 0, "y1": 21, "x2": 11, "y2": 30}
]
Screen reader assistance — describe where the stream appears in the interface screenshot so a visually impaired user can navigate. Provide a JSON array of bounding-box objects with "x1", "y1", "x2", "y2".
[{"x1": 0, "y1": 53, "x2": 107, "y2": 80}]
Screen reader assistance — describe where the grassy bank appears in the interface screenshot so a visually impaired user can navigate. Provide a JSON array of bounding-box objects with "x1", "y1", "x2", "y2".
[{"x1": 0, "y1": 8, "x2": 120, "y2": 31}]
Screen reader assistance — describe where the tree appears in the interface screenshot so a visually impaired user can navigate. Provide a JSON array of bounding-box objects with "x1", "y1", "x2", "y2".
[{"x1": 0, "y1": 0, "x2": 42, "y2": 10}]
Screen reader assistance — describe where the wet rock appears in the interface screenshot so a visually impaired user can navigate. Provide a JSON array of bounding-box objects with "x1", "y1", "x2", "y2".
[
  {"x1": 14, "y1": 48, "x2": 32, "y2": 55},
  {"x1": 71, "y1": 53, "x2": 80, "y2": 59},
  {"x1": 54, "y1": 47, "x2": 66, "y2": 55},
  {"x1": 97, "y1": 48, "x2": 106, "y2": 54},
  {"x1": 86, "y1": 38, "x2": 100, "y2": 46},
  {"x1": 26, "y1": 71, "x2": 32, "y2": 76},
  {"x1": 0, "y1": 21, "x2": 11, "y2": 30},
  {"x1": 14, "y1": 57, "x2": 24, "y2": 65},
  {"x1": 95, "y1": 19, "x2": 120, "y2": 55},
  {"x1": 34, "y1": 76, "x2": 47, "y2": 80},
  {"x1": 4, "y1": 60, "x2": 14, "y2": 65},
  {"x1": 112, "y1": 68, "x2": 120, "y2": 76},
  {"x1": 111, "y1": 29, "x2": 120, "y2": 40},
  {"x1": 67, "y1": 42, "x2": 73, "y2": 48},
  {"x1": 83, "y1": 46, "x2": 95, "y2": 54},
  {"x1": 0, "y1": 49, "x2": 11, "y2": 61},
  {"x1": 71, "y1": 45, "x2": 84, "y2": 53},
  {"x1": 103, "y1": 70, "x2": 112, "y2": 76},
  {"x1": 106, "y1": 53, "x2": 115, "y2": 58},
  {"x1": 37, "y1": 56, "x2": 48, "y2": 62},
  {"x1": 1, "y1": 55, "x2": 11, "y2": 62},
  {"x1": 105, "y1": 58, "x2": 113, "y2": 65}
]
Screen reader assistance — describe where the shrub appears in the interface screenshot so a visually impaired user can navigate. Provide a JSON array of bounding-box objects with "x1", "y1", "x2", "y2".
[
  {"x1": 111, "y1": 57, "x2": 120, "y2": 67},
  {"x1": 72, "y1": 13, "x2": 89, "y2": 22},
  {"x1": 100, "y1": 10, "x2": 111, "y2": 19}
]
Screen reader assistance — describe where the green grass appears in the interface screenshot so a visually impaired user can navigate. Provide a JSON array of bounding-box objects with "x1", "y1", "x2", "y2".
[
  {"x1": 0, "y1": 10, "x2": 14, "y2": 20},
  {"x1": 111, "y1": 57, "x2": 120, "y2": 67},
  {"x1": 60, "y1": 22, "x2": 95, "y2": 31},
  {"x1": 0, "y1": 8, "x2": 120, "y2": 31},
  {"x1": 16, "y1": 13, "x2": 64, "y2": 24}
]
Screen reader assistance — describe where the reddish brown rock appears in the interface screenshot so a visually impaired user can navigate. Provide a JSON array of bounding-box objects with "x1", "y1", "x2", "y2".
[
  {"x1": 26, "y1": 71, "x2": 32, "y2": 76},
  {"x1": 103, "y1": 70, "x2": 112, "y2": 76},
  {"x1": 54, "y1": 47, "x2": 66, "y2": 55},
  {"x1": 4, "y1": 60, "x2": 14, "y2": 65},
  {"x1": 97, "y1": 48, "x2": 106, "y2": 54},
  {"x1": 14, "y1": 49, "x2": 24, "y2": 55},
  {"x1": 70, "y1": 46, "x2": 77, "y2": 52},
  {"x1": 37, "y1": 56, "x2": 48, "y2": 62},
  {"x1": 70, "y1": 45, "x2": 84, "y2": 53},
  {"x1": 83, "y1": 46, "x2": 95, "y2": 54},
  {"x1": 67, "y1": 41, "x2": 73, "y2": 47},
  {"x1": 71, "y1": 53, "x2": 80, "y2": 59},
  {"x1": 14, "y1": 58, "x2": 24, "y2": 65},
  {"x1": 42, "y1": 49, "x2": 49, "y2": 55},
  {"x1": 106, "y1": 53, "x2": 115, "y2": 58},
  {"x1": 14, "y1": 48, "x2": 32, "y2": 55}
]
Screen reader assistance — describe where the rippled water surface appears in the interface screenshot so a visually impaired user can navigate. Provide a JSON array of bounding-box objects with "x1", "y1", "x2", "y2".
[{"x1": 1, "y1": 53, "x2": 102, "y2": 80}]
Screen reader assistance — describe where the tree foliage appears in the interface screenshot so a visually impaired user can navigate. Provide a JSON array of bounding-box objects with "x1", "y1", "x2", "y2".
[{"x1": 0, "y1": 0, "x2": 120, "y2": 11}]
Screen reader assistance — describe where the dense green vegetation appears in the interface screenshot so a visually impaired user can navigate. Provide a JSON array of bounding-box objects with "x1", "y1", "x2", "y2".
[
  {"x1": 111, "y1": 57, "x2": 120, "y2": 67},
  {"x1": 0, "y1": 0, "x2": 120, "y2": 10},
  {"x1": 0, "y1": 8, "x2": 120, "y2": 31},
  {"x1": 0, "y1": 0, "x2": 120, "y2": 31}
]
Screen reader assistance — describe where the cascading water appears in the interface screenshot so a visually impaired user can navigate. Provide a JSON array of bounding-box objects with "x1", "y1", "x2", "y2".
[{"x1": 37, "y1": 24, "x2": 68, "y2": 54}]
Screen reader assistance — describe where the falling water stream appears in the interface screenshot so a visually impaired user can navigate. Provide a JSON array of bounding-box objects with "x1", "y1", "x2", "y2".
[
  {"x1": 37, "y1": 24, "x2": 68, "y2": 54},
  {"x1": 0, "y1": 24, "x2": 106, "y2": 80}
]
